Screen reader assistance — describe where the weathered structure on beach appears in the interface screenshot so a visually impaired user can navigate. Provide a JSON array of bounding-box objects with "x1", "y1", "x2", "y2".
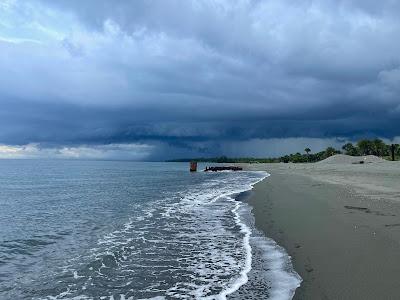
[
  {"x1": 204, "y1": 166, "x2": 243, "y2": 172},
  {"x1": 190, "y1": 161, "x2": 197, "y2": 172}
]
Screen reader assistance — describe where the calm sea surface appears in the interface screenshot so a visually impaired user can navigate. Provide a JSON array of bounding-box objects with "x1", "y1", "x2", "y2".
[{"x1": 0, "y1": 160, "x2": 300, "y2": 299}]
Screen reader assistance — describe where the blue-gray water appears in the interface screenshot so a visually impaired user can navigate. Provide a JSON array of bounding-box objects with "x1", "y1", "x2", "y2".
[{"x1": 0, "y1": 161, "x2": 300, "y2": 299}]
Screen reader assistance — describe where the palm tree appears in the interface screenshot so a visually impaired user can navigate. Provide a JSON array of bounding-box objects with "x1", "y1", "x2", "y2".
[{"x1": 304, "y1": 148, "x2": 311, "y2": 162}]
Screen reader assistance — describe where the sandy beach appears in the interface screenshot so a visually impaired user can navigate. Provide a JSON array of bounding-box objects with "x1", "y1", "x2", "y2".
[{"x1": 245, "y1": 160, "x2": 400, "y2": 299}]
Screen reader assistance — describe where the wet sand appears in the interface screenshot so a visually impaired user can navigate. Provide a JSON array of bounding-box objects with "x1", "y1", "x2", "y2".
[{"x1": 245, "y1": 161, "x2": 400, "y2": 299}]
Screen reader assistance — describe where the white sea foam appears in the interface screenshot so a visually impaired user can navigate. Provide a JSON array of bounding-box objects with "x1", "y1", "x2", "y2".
[
  {"x1": 215, "y1": 196, "x2": 253, "y2": 300},
  {"x1": 211, "y1": 172, "x2": 270, "y2": 299},
  {"x1": 211, "y1": 171, "x2": 302, "y2": 300},
  {"x1": 253, "y1": 235, "x2": 302, "y2": 300},
  {"x1": 43, "y1": 170, "x2": 300, "y2": 300}
]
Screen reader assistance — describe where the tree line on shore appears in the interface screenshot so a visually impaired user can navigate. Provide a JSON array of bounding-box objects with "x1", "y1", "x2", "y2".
[{"x1": 168, "y1": 139, "x2": 400, "y2": 163}]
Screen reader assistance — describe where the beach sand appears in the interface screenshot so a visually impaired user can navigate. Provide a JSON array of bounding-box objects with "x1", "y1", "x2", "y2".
[{"x1": 245, "y1": 161, "x2": 400, "y2": 299}]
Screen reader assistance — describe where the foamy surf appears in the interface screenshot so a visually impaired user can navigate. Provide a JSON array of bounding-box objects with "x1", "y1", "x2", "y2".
[
  {"x1": 214, "y1": 171, "x2": 301, "y2": 300},
  {"x1": 55, "y1": 171, "x2": 300, "y2": 300},
  {"x1": 228, "y1": 178, "x2": 301, "y2": 300}
]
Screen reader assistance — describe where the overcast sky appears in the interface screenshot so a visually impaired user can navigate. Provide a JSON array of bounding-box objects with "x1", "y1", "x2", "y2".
[{"x1": 1, "y1": 0, "x2": 400, "y2": 159}]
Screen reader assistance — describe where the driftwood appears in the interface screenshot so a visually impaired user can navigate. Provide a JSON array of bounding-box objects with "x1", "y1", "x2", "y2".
[{"x1": 204, "y1": 166, "x2": 243, "y2": 172}]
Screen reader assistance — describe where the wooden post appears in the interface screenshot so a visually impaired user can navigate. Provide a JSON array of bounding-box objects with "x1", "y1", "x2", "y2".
[
  {"x1": 190, "y1": 161, "x2": 197, "y2": 172},
  {"x1": 391, "y1": 144, "x2": 395, "y2": 161}
]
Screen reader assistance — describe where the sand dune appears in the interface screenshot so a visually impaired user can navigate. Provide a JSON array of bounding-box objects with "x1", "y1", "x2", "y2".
[{"x1": 318, "y1": 154, "x2": 386, "y2": 164}]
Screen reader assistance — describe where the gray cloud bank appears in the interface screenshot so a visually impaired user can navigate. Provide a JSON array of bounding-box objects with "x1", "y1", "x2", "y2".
[{"x1": 1, "y1": 0, "x2": 400, "y2": 159}]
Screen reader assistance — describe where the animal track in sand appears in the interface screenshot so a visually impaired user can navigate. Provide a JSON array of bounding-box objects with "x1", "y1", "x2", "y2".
[
  {"x1": 344, "y1": 206, "x2": 395, "y2": 217},
  {"x1": 384, "y1": 224, "x2": 400, "y2": 228}
]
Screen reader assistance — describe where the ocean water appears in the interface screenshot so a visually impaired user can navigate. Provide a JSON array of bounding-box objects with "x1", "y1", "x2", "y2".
[{"x1": 0, "y1": 160, "x2": 301, "y2": 299}]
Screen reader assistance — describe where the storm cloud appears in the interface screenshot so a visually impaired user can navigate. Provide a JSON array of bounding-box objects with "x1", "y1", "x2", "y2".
[{"x1": 1, "y1": 0, "x2": 400, "y2": 159}]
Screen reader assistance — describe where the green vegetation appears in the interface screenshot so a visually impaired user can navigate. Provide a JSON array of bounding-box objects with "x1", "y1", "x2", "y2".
[
  {"x1": 342, "y1": 139, "x2": 400, "y2": 160},
  {"x1": 167, "y1": 139, "x2": 400, "y2": 163}
]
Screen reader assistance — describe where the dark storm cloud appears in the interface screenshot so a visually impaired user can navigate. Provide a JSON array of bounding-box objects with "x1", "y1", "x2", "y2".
[{"x1": 1, "y1": 0, "x2": 400, "y2": 158}]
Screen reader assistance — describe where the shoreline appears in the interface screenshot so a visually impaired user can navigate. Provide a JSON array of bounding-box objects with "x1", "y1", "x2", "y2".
[
  {"x1": 245, "y1": 162, "x2": 400, "y2": 299},
  {"x1": 231, "y1": 171, "x2": 301, "y2": 299}
]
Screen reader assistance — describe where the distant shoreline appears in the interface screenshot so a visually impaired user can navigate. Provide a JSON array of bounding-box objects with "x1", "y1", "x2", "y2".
[
  {"x1": 244, "y1": 161, "x2": 400, "y2": 299},
  {"x1": 167, "y1": 139, "x2": 400, "y2": 164}
]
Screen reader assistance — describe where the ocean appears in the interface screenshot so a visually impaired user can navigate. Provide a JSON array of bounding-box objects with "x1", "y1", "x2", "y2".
[{"x1": 0, "y1": 160, "x2": 301, "y2": 299}]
